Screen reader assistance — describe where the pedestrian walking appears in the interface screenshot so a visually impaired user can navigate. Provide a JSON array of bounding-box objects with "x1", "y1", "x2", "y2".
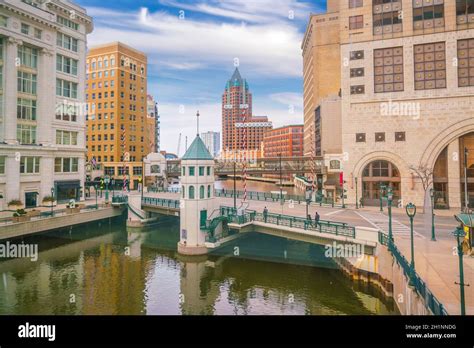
[
  {"x1": 314, "y1": 211, "x2": 320, "y2": 228},
  {"x1": 263, "y1": 207, "x2": 268, "y2": 223},
  {"x1": 307, "y1": 214, "x2": 313, "y2": 227}
]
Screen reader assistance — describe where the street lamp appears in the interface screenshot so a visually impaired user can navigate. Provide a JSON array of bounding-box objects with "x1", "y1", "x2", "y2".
[
  {"x1": 355, "y1": 177, "x2": 359, "y2": 209},
  {"x1": 104, "y1": 175, "x2": 110, "y2": 204},
  {"x1": 279, "y1": 153, "x2": 283, "y2": 204},
  {"x1": 233, "y1": 151, "x2": 237, "y2": 210},
  {"x1": 305, "y1": 188, "x2": 312, "y2": 219},
  {"x1": 387, "y1": 186, "x2": 393, "y2": 242},
  {"x1": 430, "y1": 188, "x2": 436, "y2": 241},
  {"x1": 406, "y1": 203, "x2": 417, "y2": 286},
  {"x1": 94, "y1": 184, "x2": 98, "y2": 209},
  {"x1": 50, "y1": 187, "x2": 55, "y2": 217},
  {"x1": 379, "y1": 185, "x2": 386, "y2": 212},
  {"x1": 453, "y1": 226, "x2": 468, "y2": 315}
]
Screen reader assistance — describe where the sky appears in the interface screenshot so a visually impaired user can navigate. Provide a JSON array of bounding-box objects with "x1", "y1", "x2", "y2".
[{"x1": 76, "y1": 0, "x2": 326, "y2": 155}]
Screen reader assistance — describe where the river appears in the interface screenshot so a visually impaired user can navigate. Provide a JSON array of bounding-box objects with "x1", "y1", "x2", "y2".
[
  {"x1": 215, "y1": 178, "x2": 302, "y2": 196},
  {"x1": 0, "y1": 218, "x2": 397, "y2": 315}
]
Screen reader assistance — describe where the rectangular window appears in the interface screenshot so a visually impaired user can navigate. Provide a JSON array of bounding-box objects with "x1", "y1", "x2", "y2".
[
  {"x1": 457, "y1": 0, "x2": 474, "y2": 25},
  {"x1": 20, "y1": 156, "x2": 40, "y2": 174},
  {"x1": 17, "y1": 71, "x2": 37, "y2": 94},
  {"x1": 0, "y1": 156, "x2": 4, "y2": 174},
  {"x1": 207, "y1": 166, "x2": 211, "y2": 176},
  {"x1": 199, "y1": 166, "x2": 205, "y2": 176},
  {"x1": 414, "y1": 42, "x2": 446, "y2": 90},
  {"x1": 17, "y1": 124, "x2": 36, "y2": 144},
  {"x1": 17, "y1": 98, "x2": 36, "y2": 120},
  {"x1": 57, "y1": 16, "x2": 79, "y2": 30},
  {"x1": 374, "y1": 47, "x2": 404, "y2": 93},
  {"x1": 57, "y1": 33, "x2": 78, "y2": 52},
  {"x1": 56, "y1": 79, "x2": 78, "y2": 98},
  {"x1": 349, "y1": 0, "x2": 363, "y2": 8},
  {"x1": 0, "y1": 15, "x2": 7, "y2": 27},
  {"x1": 395, "y1": 132, "x2": 406, "y2": 142},
  {"x1": 34, "y1": 28, "x2": 42, "y2": 39},
  {"x1": 350, "y1": 67, "x2": 365, "y2": 77},
  {"x1": 375, "y1": 132, "x2": 385, "y2": 142},
  {"x1": 350, "y1": 85, "x2": 365, "y2": 95},
  {"x1": 54, "y1": 157, "x2": 79, "y2": 173},
  {"x1": 133, "y1": 167, "x2": 142, "y2": 175},
  {"x1": 349, "y1": 15, "x2": 364, "y2": 30},
  {"x1": 18, "y1": 45, "x2": 38, "y2": 68},
  {"x1": 56, "y1": 130, "x2": 78, "y2": 145},
  {"x1": 350, "y1": 50, "x2": 364, "y2": 60},
  {"x1": 458, "y1": 38, "x2": 474, "y2": 87},
  {"x1": 56, "y1": 54, "x2": 78, "y2": 76},
  {"x1": 356, "y1": 133, "x2": 366, "y2": 142},
  {"x1": 413, "y1": 1, "x2": 444, "y2": 29},
  {"x1": 21, "y1": 23, "x2": 29, "y2": 35},
  {"x1": 373, "y1": 0, "x2": 403, "y2": 35},
  {"x1": 189, "y1": 167, "x2": 195, "y2": 176}
]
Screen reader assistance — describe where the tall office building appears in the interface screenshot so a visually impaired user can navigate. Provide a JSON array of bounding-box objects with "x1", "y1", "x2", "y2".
[
  {"x1": 86, "y1": 42, "x2": 147, "y2": 189},
  {"x1": 201, "y1": 131, "x2": 220, "y2": 157},
  {"x1": 221, "y1": 68, "x2": 272, "y2": 158},
  {"x1": 147, "y1": 94, "x2": 160, "y2": 152},
  {"x1": 0, "y1": 0, "x2": 92, "y2": 206},
  {"x1": 307, "y1": 1, "x2": 474, "y2": 209}
]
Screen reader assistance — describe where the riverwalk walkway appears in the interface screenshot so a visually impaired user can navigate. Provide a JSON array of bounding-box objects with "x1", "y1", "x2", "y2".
[{"x1": 145, "y1": 191, "x2": 473, "y2": 315}]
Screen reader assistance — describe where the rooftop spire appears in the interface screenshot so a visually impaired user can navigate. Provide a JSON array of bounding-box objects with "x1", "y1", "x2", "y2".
[{"x1": 196, "y1": 110, "x2": 200, "y2": 137}]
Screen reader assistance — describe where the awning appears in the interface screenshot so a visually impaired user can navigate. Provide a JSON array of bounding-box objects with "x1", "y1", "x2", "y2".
[
  {"x1": 55, "y1": 181, "x2": 81, "y2": 189},
  {"x1": 454, "y1": 213, "x2": 474, "y2": 227}
]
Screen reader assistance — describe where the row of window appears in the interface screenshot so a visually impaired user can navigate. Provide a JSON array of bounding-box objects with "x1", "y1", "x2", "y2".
[
  {"x1": 181, "y1": 166, "x2": 212, "y2": 177},
  {"x1": 182, "y1": 185, "x2": 212, "y2": 199},
  {"x1": 350, "y1": 39, "x2": 474, "y2": 94},
  {"x1": 0, "y1": 157, "x2": 79, "y2": 174},
  {"x1": 356, "y1": 132, "x2": 406, "y2": 143}
]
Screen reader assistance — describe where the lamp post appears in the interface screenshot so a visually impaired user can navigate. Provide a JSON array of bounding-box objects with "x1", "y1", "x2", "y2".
[
  {"x1": 233, "y1": 156, "x2": 237, "y2": 210},
  {"x1": 387, "y1": 186, "x2": 393, "y2": 242},
  {"x1": 279, "y1": 153, "x2": 283, "y2": 204},
  {"x1": 50, "y1": 187, "x2": 55, "y2": 217},
  {"x1": 104, "y1": 175, "x2": 110, "y2": 204},
  {"x1": 379, "y1": 185, "x2": 385, "y2": 212},
  {"x1": 94, "y1": 184, "x2": 98, "y2": 209},
  {"x1": 464, "y1": 147, "x2": 469, "y2": 213},
  {"x1": 453, "y1": 226, "x2": 467, "y2": 315},
  {"x1": 430, "y1": 188, "x2": 436, "y2": 241},
  {"x1": 305, "y1": 188, "x2": 312, "y2": 219},
  {"x1": 406, "y1": 203, "x2": 417, "y2": 286}
]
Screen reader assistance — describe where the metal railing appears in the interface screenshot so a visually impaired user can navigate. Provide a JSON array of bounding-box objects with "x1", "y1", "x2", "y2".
[
  {"x1": 141, "y1": 197, "x2": 180, "y2": 209},
  {"x1": 112, "y1": 195, "x2": 128, "y2": 204},
  {"x1": 378, "y1": 232, "x2": 448, "y2": 316},
  {"x1": 220, "y1": 206, "x2": 355, "y2": 238}
]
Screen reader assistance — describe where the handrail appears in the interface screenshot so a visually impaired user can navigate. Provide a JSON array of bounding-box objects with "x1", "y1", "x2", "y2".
[
  {"x1": 378, "y1": 232, "x2": 448, "y2": 316},
  {"x1": 141, "y1": 197, "x2": 180, "y2": 209}
]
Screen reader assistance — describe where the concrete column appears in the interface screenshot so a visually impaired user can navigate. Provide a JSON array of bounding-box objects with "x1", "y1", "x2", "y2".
[
  {"x1": 4, "y1": 38, "x2": 21, "y2": 145},
  {"x1": 39, "y1": 156, "x2": 54, "y2": 202},
  {"x1": 5, "y1": 154, "x2": 20, "y2": 202},
  {"x1": 447, "y1": 139, "x2": 461, "y2": 210},
  {"x1": 37, "y1": 48, "x2": 54, "y2": 146}
]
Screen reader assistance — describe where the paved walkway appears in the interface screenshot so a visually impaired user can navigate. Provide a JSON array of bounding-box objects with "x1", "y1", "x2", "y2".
[{"x1": 147, "y1": 191, "x2": 472, "y2": 315}]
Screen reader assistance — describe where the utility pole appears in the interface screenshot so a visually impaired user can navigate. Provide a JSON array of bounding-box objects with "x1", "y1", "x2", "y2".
[{"x1": 464, "y1": 147, "x2": 469, "y2": 213}]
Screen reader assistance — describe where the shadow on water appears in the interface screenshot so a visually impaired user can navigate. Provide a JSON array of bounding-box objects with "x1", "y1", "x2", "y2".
[{"x1": 0, "y1": 217, "x2": 397, "y2": 315}]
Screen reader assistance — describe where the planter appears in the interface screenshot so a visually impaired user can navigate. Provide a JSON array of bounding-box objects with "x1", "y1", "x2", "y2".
[
  {"x1": 66, "y1": 207, "x2": 81, "y2": 214},
  {"x1": 13, "y1": 215, "x2": 31, "y2": 223},
  {"x1": 27, "y1": 210, "x2": 41, "y2": 218},
  {"x1": 8, "y1": 205, "x2": 23, "y2": 211},
  {"x1": 42, "y1": 201, "x2": 57, "y2": 207}
]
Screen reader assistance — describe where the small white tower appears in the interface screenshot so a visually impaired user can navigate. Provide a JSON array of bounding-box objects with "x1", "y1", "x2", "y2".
[{"x1": 178, "y1": 114, "x2": 215, "y2": 255}]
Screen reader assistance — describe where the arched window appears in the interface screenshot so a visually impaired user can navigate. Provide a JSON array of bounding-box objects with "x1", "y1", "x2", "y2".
[
  {"x1": 110, "y1": 56, "x2": 115, "y2": 66},
  {"x1": 362, "y1": 160, "x2": 401, "y2": 206},
  {"x1": 182, "y1": 186, "x2": 185, "y2": 198},
  {"x1": 189, "y1": 186, "x2": 195, "y2": 199},
  {"x1": 200, "y1": 185, "x2": 205, "y2": 199},
  {"x1": 207, "y1": 185, "x2": 211, "y2": 198}
]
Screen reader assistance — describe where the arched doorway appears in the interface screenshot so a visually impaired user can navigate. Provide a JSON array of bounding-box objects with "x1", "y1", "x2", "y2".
[
  {"x1": 362, "y1": 160, "x2": 401, "y2": 206},
  {"x1": 460, "y1": 132, "x2": 474, "y2": 208},
  {"x1": 433, "y1": 147, "x2": 449, "y2": 209}
]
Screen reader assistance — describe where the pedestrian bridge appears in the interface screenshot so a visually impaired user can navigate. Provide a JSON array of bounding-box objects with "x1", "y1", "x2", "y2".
[{"x1": 135, "y1": 196, "x2": 379, "y2": 256}]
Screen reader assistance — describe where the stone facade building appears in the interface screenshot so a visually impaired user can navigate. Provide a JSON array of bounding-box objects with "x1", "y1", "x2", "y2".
[
  {"x1": 304, "y1": 0, "x2": 474, "y2": 209},
  {"x1": 0, "y1": 0, "x2": 92, "y2": 207}
]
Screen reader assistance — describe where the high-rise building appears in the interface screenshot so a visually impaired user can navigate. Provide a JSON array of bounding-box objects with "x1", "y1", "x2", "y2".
[
  {"x1": 308, "y1": 1, "x2": 474, "y2": 209},
  {"x1": 201, "y1": 131, "x2": 220, "y2": 157},
  {"x1": 0, "y1": 0, "x2": 92, "y2": 206},
  {"x1": 86, "y1": 42, "x2": 147, "y2": 189},
  {"x1": 302, "y1": 0, "x2": 342, "y2": 157},
  {"x1": 263, "y1": 125, "x2": 304, "y2": 158},
  {"x1": 146, "y1": 94, "x2": 159, "y2": 153},
  {"x1": 221, "y1": 68, "x2": 272, "y2": 158}
]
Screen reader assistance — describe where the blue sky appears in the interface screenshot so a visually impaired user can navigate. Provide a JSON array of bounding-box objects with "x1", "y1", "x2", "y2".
[{"x1": 76, "y1": 0, "x2": 326, "y2": 155}]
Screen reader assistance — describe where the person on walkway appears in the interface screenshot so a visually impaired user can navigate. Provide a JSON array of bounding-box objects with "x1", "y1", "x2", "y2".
[
  {"x1": 307, "y1": 214, "x2": 313, "y2": 228},
  {"x1": 263, "y1": 207, "x2": 268, "y2": 223},
  {"x1": 359, "y1": 197, "x2": 364, "y2": 208},
  {"x1": 314, "y1": 211, "x2": 320, "y2": 228}
]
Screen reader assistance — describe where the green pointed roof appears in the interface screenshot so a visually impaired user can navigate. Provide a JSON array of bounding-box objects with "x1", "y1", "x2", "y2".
[{"x1": 182, "y1": 136, "x2": 213, "y2": 160}]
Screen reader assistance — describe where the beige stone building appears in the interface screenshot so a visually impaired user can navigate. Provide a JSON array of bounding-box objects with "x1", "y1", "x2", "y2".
[{"x1": 304, "y1": 0, "x2": 474, "y2": 209}]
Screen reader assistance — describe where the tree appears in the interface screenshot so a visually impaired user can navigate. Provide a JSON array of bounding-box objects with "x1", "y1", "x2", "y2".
[{"x1": 409, "y1": 164, "x2": 434, "y2": 213}]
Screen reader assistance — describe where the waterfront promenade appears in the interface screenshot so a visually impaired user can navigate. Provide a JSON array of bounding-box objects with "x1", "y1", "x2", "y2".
[{"x1": 145, "y1": 191, "x2": 473, "y2": 315}]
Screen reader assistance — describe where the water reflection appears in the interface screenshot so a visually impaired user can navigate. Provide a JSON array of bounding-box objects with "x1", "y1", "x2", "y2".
[{"x1": 0, "y1": 219, "x2": 397, "y2": 315}]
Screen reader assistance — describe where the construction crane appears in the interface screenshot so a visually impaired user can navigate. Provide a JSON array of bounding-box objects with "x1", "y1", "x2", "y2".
[{"x1": 177, "y1": 133, "x2": 182, "y2": 157}]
